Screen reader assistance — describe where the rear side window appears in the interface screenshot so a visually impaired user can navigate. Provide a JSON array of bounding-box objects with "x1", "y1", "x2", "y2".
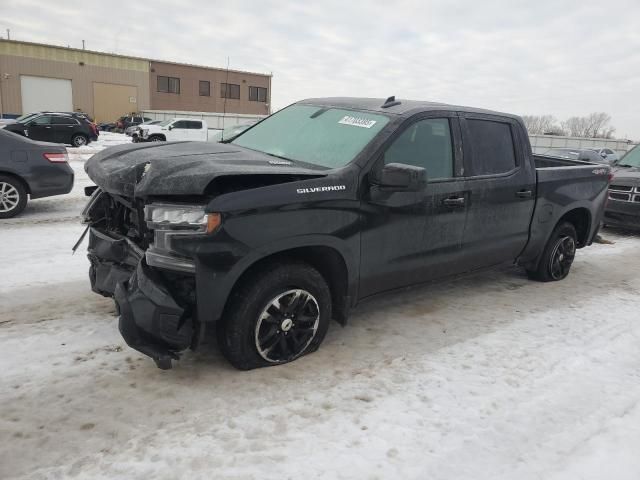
[
  {"x1": 188, "y1": 121, "x2": 202, "y2": 129},
  {"x1": 466, "y1": 119, "x2": 516, "y2": 175},
  {"x1": 30, "y1": 116, "x2": 52, "y2": 125},
  {"x1": 52, "y1": 116, "x2": 78, "y2": 125},
  {"x1": 384, "y1": 118, "x2": 454, "y2": 180}
]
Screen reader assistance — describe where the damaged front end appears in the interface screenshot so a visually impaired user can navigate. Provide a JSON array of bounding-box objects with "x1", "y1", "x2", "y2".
[{"x1": 82, "y1": 189, "x2": 208, "y2": 369}]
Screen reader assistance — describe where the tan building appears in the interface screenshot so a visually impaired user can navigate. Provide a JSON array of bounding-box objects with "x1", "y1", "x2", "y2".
[
  {"x1": 0, "y1": 40, "x2": 271, "y2": 123},
  {"x1": 150, "y1": 61, "x2": 271, "y2": 116}
]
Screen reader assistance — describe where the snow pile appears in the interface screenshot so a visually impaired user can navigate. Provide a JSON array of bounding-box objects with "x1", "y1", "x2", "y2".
[{"x1": 1, "y1": 134, "x2": 640, "y2": 479}]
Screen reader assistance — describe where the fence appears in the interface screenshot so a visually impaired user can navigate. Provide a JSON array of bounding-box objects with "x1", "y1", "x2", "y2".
[
  {"x1": 529, "y1": 134, "x2": 636, "y2": 156},
  {"x1": 142, "y1": 110, "x2": 266, "y2": 132}
]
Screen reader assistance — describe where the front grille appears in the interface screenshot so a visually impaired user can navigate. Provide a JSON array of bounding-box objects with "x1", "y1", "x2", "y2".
[
  {"x1": 610, "y1": 185, "x2": 633, "y2": 192},
  {"x1": 608, "y1": 184, "x2": 640, "y2": 203},
  {"x1": 610, "y1": 192, "x2": 631, "y2": 201}
]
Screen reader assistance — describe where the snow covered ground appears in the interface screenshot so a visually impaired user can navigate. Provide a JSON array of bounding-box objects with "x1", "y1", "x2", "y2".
[{"x1": 1, "y1": 134, "x2": 640, "y2": 479}]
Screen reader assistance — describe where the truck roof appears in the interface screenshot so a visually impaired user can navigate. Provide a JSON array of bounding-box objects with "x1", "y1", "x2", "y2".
[{"x1": 298, "y1": 97, "x2": 522, "y2": 121}]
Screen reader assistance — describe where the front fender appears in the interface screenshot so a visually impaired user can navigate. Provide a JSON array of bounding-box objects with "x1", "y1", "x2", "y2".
[{"x1": 192, "y1": 233, "x2": 358, "y2": 323}]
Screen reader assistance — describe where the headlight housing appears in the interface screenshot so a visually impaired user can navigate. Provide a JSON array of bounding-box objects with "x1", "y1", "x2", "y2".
[
  {"x1": 143, "y1": 204, "x2": 221, "y2": 273},
  {"x1": 145, "y1": 204, "x2": 210, "y2": 230}
]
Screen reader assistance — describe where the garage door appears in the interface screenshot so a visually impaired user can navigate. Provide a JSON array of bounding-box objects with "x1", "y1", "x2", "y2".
[
  {"x1": 21, "y1": 76, "x2": 73, "y2": 114},
  {"x1": 93, "y1": 83, "x2": 138, "y2": 123}
]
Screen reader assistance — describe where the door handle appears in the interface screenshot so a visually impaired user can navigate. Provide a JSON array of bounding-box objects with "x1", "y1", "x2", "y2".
[
  {"x1": 442, "y1": 196, "x2": 465, "y2": 207},
  {"x1": 516, "y1": 190, "x2": 532, "y2": 198}
]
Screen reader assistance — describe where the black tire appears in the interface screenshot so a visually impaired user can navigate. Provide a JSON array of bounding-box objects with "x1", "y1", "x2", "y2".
[
  {"x1": 71, "y1": 134, "x2": 88, "y2": 147},
  {"x1": 217, "y1": 262, "x2": 332, "y2": 370},
  {"x1": 0, "y1": 175, "x2": 28, "y2": 219},
  {"x1": 526, "y1": 222, "x2": 577, "y2": 282},
  {"x1": 149, "y1": 135, "x2": 165, "y2": 142}
]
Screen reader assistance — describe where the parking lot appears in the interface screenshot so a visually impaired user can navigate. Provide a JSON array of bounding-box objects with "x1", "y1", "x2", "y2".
[{"x1": 1, "y1": 134, "x2": 639, "y2": 479}]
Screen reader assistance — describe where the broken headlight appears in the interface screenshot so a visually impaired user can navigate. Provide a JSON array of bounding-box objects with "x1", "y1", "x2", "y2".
[
  {"x1": 143, "y1": 204, "x2": 221, "y2": 272},
  {"x1": 145, "y1": 204, "x2": 210, "y2": 231}
]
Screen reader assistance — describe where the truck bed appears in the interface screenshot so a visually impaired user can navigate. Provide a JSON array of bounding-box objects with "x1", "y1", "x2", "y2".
[{"x1": 517, "y1": 154, "x2": 610, "y2": 270}]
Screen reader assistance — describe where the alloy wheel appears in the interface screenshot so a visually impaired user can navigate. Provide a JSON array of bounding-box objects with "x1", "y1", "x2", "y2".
[
  {"x1": 74, "y1": 135, "x2": 87, "y2": 146},
  {"x1": 549, "y1": 235, "x2": 576, "y2": 280},
  {"x1": 0, "y1": 182, "x2": 20, "y2": 213},
  {"x1": 254, "y1": 289, "x2": 320, "y2": 363}
]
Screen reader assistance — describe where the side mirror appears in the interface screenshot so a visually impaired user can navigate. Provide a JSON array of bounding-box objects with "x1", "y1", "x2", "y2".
[
  {"x1": 600, "y1": 151, "x2": 608, "y2": 158},
  {"x1": 168, "y1": 125, "x2": 173, "y2": 131},
  {"x1": 373, "y1": 163, "x2": 427, "y2": 192}
]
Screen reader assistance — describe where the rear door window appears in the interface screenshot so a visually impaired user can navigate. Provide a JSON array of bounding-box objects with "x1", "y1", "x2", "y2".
[
  {"x1": 30, "y1": 115, "x2": 52, "y2": 125},
  {"x1": 466, "y1": 119, "x2": 517, "y2": 175},
  {"x1": 188, "y1": 121, "x2": 203, "y2": 129},
  {"x1": 52, "y1": 116, "x2": 78, "y2": 125},
  {"x1": 384, "y1": 118, "x2": 454, "y2": 180}
]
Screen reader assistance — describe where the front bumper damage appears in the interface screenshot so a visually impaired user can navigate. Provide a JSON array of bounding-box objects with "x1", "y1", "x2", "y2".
[{"x1": 88, "y1": 227, "x2": 196, "y2": 369}]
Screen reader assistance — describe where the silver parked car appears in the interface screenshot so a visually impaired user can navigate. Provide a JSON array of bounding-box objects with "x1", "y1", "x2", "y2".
[
  {"x1": 542, "y1": 148, "x2": 613, "y2": 164},
  {"x1": 591, "y1": 148, "x2": 619, "y2": 163}
]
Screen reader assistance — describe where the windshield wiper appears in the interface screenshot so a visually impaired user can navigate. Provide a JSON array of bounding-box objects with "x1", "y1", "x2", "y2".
[{"x1": 265, "y1": 152, "x2": 295, "y2": 162}]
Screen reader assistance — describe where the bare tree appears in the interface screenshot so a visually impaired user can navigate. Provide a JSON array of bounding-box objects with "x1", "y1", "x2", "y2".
[
  {"x1": 561, "y1": 113, "x2": 615, "y2": 138},
  {"x1": 522, "y1": 115, "x2": 562, "y2": 135}
]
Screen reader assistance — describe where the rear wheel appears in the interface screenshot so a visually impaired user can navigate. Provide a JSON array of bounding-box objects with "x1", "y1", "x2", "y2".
[
  {"x1": 217, "y1": 262, "x2": 332, "y2": 370},
  {"x1": 0, "y1": 175, "x2": 28, "y2": 219},
  {"x1": 526, "y1": 222, "x2": 577, "y2": 282},
  {"x1": 71, "y1": 134, "x2": 88, "y2": 147}
]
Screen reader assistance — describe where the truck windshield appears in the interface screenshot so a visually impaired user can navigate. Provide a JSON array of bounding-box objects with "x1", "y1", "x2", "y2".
[
  {"x1": 619, "y1": 145, "x2": 640, "y2": 167},
  {"x1": 231, "y1": 105, "x2": 390, "y2": 168}
]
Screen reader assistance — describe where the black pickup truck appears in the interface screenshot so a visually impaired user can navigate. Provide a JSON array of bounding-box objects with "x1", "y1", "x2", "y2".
[{"x1": 82, "y1": 97, "x2": 610, "y2": 370}]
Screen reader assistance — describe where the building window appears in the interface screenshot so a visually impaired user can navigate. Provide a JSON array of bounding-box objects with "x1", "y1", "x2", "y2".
[
  {"x1": 157, "y1": 76, "x2": 180, "y2": 94},
  {"x1": 221, "y1": 83, "x2": 240, "y2": 99},
  {"x1": 249, "y1": 86, "x2": 268, "y2": 102},
  {"x1": 199, "y1": 80, "x2": 211, "y2": 96}
]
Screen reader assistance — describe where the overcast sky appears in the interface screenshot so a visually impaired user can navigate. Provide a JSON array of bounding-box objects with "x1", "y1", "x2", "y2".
[{"x1": 2, "y1": 0, "x2": 639, "y2": 138}]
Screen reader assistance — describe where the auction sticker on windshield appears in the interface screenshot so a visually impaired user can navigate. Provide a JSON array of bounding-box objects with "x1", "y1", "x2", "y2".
[{"x1": 338, "y1": 115, "x2": 377, "y2": 128}]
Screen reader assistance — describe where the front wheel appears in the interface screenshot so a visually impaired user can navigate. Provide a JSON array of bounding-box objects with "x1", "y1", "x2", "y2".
[
  {"x1": 217, "y1": 262, "x2": 332, "y2": 370},
  {"x1": 0, "y1": 175, "x2": 28, "y2": 219},
  {"x1": 526, "y1": 222, "x2": 577, "y2": 282}
]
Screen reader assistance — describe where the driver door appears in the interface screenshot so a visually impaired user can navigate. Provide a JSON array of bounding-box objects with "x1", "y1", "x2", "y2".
[{"x1": 359, "y1": 114, "x2": 469, "y2": 298}]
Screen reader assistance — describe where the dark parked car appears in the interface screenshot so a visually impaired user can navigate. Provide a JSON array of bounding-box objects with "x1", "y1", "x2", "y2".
[
  {"x1": 2, "y1": 113, "x2": 97, "y2": 147},
  {"x1": 543, "y1": 148, "x2": 612, "y2": 164},
  {"x1": 604, "y1": 144, "x2": 640, "y2": 230},
  {"x1": 0, "y1": 129, "x2": 74, "y2": 218},
  {"x1": 116, "y1": 115, "x2": 152, "y2": 131},
  {"x1": 82, "y1": 97, "x2": 609, "y2": 370}
]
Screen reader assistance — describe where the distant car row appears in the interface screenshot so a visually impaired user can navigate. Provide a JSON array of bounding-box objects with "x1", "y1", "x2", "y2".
[
  {"x1": 129, "y1": 118, "x2": 255, "y2": 143},
  {"x1": 542, "y1": 147, "x2": 619, "y2": 164},
  {"x1": 0, "y1": 111, "x2": 98, "y2": 147}
]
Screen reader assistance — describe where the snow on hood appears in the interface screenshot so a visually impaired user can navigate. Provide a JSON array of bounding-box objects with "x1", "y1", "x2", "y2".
[{"x1": 84, "y1": 141, "x2": 326, "y2": 197}]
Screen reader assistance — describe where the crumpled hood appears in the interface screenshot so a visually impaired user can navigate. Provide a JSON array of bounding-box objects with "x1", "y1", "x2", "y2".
[{"x1": 85, "y1": 141, "x2": 326, "y2": 197}]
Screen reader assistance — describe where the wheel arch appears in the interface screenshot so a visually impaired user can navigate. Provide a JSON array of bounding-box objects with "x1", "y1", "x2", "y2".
[
  {"x1": 558, "y1": 207, "x2": 591, "y2": 247},
  {"x1": 0, "y1": 170, "x2": 30, "y2": 194},
  {"x1": 210, "y1": 241, "x2": 356, "y2": 326}
]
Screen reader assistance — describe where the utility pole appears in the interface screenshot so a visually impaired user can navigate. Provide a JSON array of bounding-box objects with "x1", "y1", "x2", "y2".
[
  {"x1": 82, "y1": 40, "x2": 85, "y2": 50},
  {"x1": 6, "y1": 29, "x2": 10, "y2": 40}
]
